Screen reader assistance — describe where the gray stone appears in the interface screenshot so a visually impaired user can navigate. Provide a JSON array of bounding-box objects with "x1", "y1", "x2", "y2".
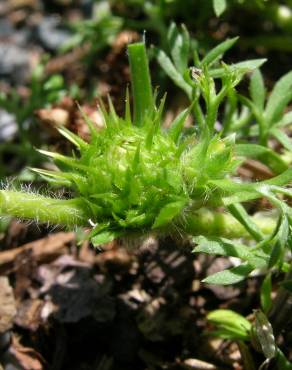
[
  {"x1": 36, "y1": 16, "x2": 71, "y2": 51},
  {"x1": 0, "y1": 43, "x2": 30, "y2": 83},
  {"x1": 0, "y1": 110, "x2": 18, "y2": 142}
]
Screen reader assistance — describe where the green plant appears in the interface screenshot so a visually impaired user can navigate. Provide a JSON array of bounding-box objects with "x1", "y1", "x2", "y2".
[
  {"x1": 156, "y1": 23, "x2": 292, "y2": 163},
  {"x1": 240, "y1": 69, "x2": 292, "y2": 147},
  {"x1": 111, "y1": 0, "x2": 292, "y2": 56},
  {"x1": 0, "y1": 62, "x2": 66, "y2": 178},
  {"x1": 61, "y1": 1, "x2": 122, "y2": 63},
  {"x1": 1, "y1": 43, "x2": 247, "y2": 244},
  {"x1": 207, "y1": 309, "x2": 292, "y2": 369},
  {"x1": 155, "y1": 24, "x2": 266, "y2": 134},
  {"x1": 0, "y1": 39, "x2": 291, "y2": 274},
  {"x1": 1, "y1": 36, "x2": 292, "y2": 368}
]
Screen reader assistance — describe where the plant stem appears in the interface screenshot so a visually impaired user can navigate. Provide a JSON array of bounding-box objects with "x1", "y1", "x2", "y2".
[
  {"x1": 184, "y1": 208, "x2": 277, "y2": 239},
  {"x1": 238, "y1": 341, "x2": 257, "y2": 370},
  {"x1": 192, "y1": 88, "x2": 205, "y2": 132},
  {"x1": 269, "y1": 264, "x2": 292, "y2": 335},
  {"x1": 128, "y1": 42, "x2": 154, "y2": 126},
  {"x1": 0, "y1": 191, "x2": 277, "y2": 239},
  {"x1": 206, "y1": 99, "x2": 219, "y2": 132},
  {"x1": 0, "y1": 190, "x2": 88, "y2": 227}
]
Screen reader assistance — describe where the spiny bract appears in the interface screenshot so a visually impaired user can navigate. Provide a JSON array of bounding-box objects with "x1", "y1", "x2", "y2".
[{"x1": 34, "y1": 97, "x2": 239, "y2": 245}]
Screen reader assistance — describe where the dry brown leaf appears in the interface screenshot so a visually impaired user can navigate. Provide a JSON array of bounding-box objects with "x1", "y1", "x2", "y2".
[
  {"x1": 183, "y1": 357, "x2": 217, "y2": 369},
  {"x1": 14, "y1": 299, "x2": 44, "y2": 331},
  {"x1": 10, "y1": 336, "x2": 45, "y2": 370},
  {"x1": 0, "y1": 276, "x2": 16, "y2": 332},
  {"x1": 0, "y1": 232, "x2": 75, "y2": 272}
]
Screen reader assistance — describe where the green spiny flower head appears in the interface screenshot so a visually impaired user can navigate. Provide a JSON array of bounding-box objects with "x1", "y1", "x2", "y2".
[
  {"x1": 0, "y1": 42, "x2": 243, "y2": 246},
  {"x1": 34, "y1": 94, "x2": 239, "y2": 245}
]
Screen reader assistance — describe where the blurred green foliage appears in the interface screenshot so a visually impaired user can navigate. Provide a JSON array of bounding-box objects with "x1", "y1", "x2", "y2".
[{"x1": 0, "y1": 63, "x2": 66, "y2": 178}]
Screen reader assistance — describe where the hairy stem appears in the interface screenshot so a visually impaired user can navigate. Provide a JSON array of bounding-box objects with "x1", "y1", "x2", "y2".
[
  {"x1": 184, "y1": 208, "x2": 277, "y2": 239},
  {"x1": 128, "y1": 42, "x2": 154, "y2": 126},
  {"x1": 0, "y1": 190, "x2": 277, "y2": 239},
  {"x1": 0, "y1": 190, "x2": 88, "y2": 226}
]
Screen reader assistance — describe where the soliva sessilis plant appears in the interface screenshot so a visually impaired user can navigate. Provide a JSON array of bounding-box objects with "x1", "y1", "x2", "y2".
[
  {"x1": 1, "y1": 33, "x2": 292, "y2": 367},
  {"x1": 1, "y1": 38, "x2": 292, "y2": 276}
]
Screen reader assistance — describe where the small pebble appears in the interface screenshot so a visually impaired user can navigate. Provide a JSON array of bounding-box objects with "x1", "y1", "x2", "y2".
[
  {"x1": 0, "y1": 43, "x2": 30, "y2": 83},
  {"x1": 36, "y1": 16, "x2": 71, "y2": 51},
  {"x1": 0, "y1": 110, "x2": 18, "y2": 143}
]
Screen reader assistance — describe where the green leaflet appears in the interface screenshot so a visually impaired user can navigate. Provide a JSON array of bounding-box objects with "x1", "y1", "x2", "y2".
[
  {"x1": 91, "y1": 230, "x2": 121, "y2": 246},
  {"x1": 235, "y1": 143, "x2": 288, "y2": 174},
  {"x1": 227, "y1": 203, "x2": 264, "y2": 241},
  {"x1": 249, "y1": 69, "x2": 266, "y2": 111},
  {"x1": 265, "y1": 71, "x2": 292, "y2": 126},
  {"x1": 209, "y1": 59, "x2": 266, "y2": 78},
  {"x1": 58, "y1": 127, "x2": 88, "y2": 150},
  {"x1": 203, "y1": 263, "x2": 255, "y2": 285},
  {"x1": 268, "y1": 214, "x2": 289, "y2": 268},
  {"x1": 277, "y1": 111, "x2": 292, "y2": 127},
  {"x1": 202, "y1": 37, "x2": 238, "y2": 67},
  {"x1": 168, "y1": 107, "x2": 190, "y2": 143},
  {"x1": 155, "y1": 47, "x2": 192, "y2": 97},
  {"x1": 213, "y1": 0, "x2": 227, "y2": 17},
  {"x1": 194, "y1": 235, "x2": 268, "y2": 285},
  {"x1": 271, "y1": 128, "x2": 292, "y2": 152},
  {"x1": 167, "y1": 22, "x2": 190, "y2": 74},
  {"x1": 207, "y1": 309, "x2": 251, "y2": 340},
  {"x1": 193, "y1": 235, "x2": 251, "y2": 260},
  {"x1": 152, "y1": 200, "x2": 187, "y2": 229}
]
